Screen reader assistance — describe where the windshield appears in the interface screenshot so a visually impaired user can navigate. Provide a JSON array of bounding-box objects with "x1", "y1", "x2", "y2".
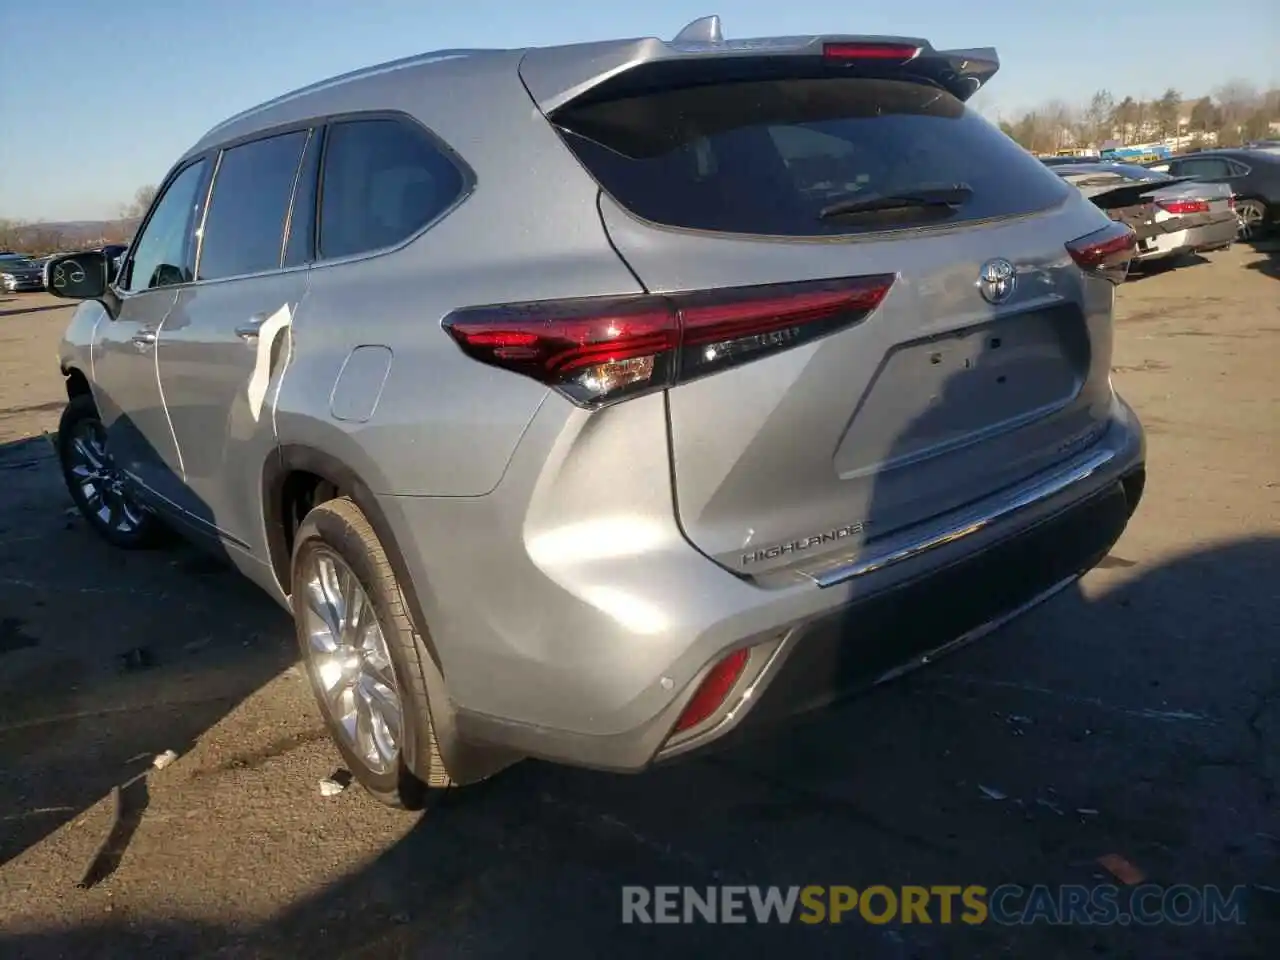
[{"x1": 0, "y1": 256, "x2": 35, "y2": 267}]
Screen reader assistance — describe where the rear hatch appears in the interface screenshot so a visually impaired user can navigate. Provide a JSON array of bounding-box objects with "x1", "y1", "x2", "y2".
[{"x1": 530, "y1": 43, "x2": 1123, "y2": 578}]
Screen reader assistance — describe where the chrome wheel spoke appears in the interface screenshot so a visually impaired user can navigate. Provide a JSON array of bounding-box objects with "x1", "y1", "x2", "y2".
[
  {"x1": 299, "y1": 547, "x2": 404, "y2": 774},
  {"x1": 306, "y1": 561, "x2": 344, "y2": 643},
  {"x1": 340, "y1": 573, "x2": 364, "y2": 647},
  {"x1": 356, "y1": 674, "x2": 399, "y2": 768},
  {"x1": 353, "y1": 684, "x2": 378, "y2": 764},
  {"x1": 73, "y1": 436, "x2": 104, "y2": 470}
]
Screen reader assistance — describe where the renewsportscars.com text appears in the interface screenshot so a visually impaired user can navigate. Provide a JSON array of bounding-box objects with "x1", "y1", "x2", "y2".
[{"x1": 621, "y1": 884, "x2": 1248, "y2": 926}]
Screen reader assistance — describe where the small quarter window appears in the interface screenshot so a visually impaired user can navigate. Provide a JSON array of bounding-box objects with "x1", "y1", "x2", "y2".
[{"x1": 318, "y1": 118, "x2": 465, "y2": 260}]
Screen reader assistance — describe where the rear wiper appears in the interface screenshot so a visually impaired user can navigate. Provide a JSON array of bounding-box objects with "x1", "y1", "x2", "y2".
[{"x1": 818, "y1": 185, "x2": 974, "y2": 220}]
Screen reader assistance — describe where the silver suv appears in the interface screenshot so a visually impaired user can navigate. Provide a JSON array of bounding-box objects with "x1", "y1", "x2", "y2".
[{"x1": 47, "y1": 19, "x2": 1147, "y2": 807}]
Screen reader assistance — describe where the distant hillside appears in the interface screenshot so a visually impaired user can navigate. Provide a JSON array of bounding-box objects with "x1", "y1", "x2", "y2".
[{"x1": 7, "y1": 218, "x2": 141, "y2": 252}]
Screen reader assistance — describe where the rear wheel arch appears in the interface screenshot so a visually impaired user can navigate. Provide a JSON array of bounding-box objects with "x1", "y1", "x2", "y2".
[
  {"x1": 264, "y1": 444, "x2": 520, "y2": 785},
  {"x1": 264, "y1": 445, "x2": 445, "y2": 673}
]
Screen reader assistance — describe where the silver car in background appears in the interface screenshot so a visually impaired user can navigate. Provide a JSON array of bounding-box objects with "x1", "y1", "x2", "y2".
[
  {"x1": 45, "y1": 17, "x2": 1147, "y2": 807},
  {"x1": 1054, "y1": 162, "x2": 1239, "y2": 263}
]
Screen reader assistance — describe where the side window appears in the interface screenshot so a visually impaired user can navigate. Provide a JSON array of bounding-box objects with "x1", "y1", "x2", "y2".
[
  {"x1": 283, "y1": 129, "x2": 322, "y2": 268},
  {"x1": 1179, "y1": 158, "x2": 1231, "y2": 179},
  {"x1": 1227, "y1": 160, "x2": 1251, "y2": 176},
  {"x1": 121, "y1": 160, "x2": 208, "y2": 292},
  {"x1": 318, "y1": 118, "x2": 465, "y2": 260},
  {"x1": 198, "y1": 130, "x2": 309, "y2": 281}
]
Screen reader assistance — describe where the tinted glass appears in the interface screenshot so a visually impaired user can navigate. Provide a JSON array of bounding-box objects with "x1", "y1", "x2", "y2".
[
  {"x1": 123, "y1": 159, "x2": 208, "y2": 292},
  {"x1": 283, "y1": 129, "x2": 322, "y2": 268},
  {"x1": 1176, "y1": 157, "x2": 1232, "y2": 178},
  {"x1": 199, "y1": 130, "x2": 308, "y2": 280},
  {"x1": 555, "y1": 77, "x2": 1071, "y2": 237},
  {"x1": 318, "y1": 118, "x2": 465, "y2": 259}
]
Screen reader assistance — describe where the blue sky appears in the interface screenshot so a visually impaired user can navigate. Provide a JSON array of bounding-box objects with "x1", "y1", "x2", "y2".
[{"x1": 1, "y1": 0, "x2": 1276, "y2": 221}]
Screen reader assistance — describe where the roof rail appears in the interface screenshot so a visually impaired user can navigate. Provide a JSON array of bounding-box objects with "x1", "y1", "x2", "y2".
[
  {"x1": 672, "y1": 15, "x2": 723, "y2": 44},
  {"x1": 198, "y1": 49, "x2": 490, "y2": 144}
]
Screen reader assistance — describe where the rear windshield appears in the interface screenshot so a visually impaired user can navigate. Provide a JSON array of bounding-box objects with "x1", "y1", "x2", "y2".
[{"x1": 554, "y1": 76, "x2": 1071, "y2": 237}]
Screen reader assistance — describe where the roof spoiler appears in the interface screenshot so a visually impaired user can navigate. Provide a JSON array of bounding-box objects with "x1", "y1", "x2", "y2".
[{"x1": 519, "y1": 18, "x2": 999, "y2": 113}]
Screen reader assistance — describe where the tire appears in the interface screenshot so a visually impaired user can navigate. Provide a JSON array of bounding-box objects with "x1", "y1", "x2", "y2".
[
  {"x1": 1236, "y1": 199, "x2": 1268, "y2": 240},
  {"x1": 56, "y1": 394, "x2": 168, "y2": 549},
  {"x1": 290, "y1": 496, "x2": 452, "y2": 809}
]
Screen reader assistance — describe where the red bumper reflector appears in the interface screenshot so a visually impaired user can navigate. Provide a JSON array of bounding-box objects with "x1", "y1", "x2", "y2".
[{"x1": 672, "y1": 648, "x2": 750, "y2": 734}]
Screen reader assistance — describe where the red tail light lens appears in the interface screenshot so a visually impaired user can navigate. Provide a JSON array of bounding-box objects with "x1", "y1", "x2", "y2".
[
  {"x1": 823, "y1": 42, "x2": 921, "y2": 61},
  {"x1": 672, "y1": 648, "x2": 750, "y2": 735},
  {"x1": 1066, "y1": 222, "x2": 1136, "y2": 285},
  {"x1": 443, "y1": 275, "x2": 894, "y2": 407},
  {"x1": 1228, "y1": 195, "x2": 1236, "y2": 210},
  {"x1": 1157, "y1": 199, "x2": 1210, "y2": 215}
]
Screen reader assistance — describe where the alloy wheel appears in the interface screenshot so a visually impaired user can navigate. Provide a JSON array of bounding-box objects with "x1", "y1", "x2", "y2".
[
  {"x1": 66, "y1": 418, "x2": 146, "y2": 536},
  {"x1": 299, "y1": 548, "x2": 403, "y2": 775}
]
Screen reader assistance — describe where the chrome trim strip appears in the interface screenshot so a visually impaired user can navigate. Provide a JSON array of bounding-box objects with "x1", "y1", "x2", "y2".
[{"x1": 810, "y1": 445, "x2": 1118, "y2": 588}]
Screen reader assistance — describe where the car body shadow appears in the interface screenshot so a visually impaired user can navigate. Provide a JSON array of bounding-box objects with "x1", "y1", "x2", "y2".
[
  {"x1": 0, "y1": 427, "x2": 295, "y2": 870},
  {"x1": 5, "y1": 534, "x2": 1276, "y2": 958},
  {"x1": 1243, "y1": 239, "x2": 1278, "y2": 281}
]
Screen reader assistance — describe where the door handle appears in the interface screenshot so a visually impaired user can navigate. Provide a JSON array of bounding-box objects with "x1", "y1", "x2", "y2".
[
  {"x1": 235, "y1": 315, "x2": 267, "y2": 341},
  {"x1": 131, "y1": 330, "x2": 157, "y2": 348}
]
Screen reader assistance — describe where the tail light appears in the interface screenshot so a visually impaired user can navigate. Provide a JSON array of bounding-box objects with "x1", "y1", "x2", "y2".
[
  {"x1": 672, "y1": 648, "x2": 750, "y2": 735},
  {"x1": 1066, "y1": 222, "x2": 1136, "y2": 285},
  {"x1": 444, "y1": 275, "x2": 895, "y2": 408},
  {"x1": 1228, "y1": 195, "x2": 1237, "y2": 211},
  {"x1": 1157, "y1": 199, "x2": 1210, "y2": 214},
  {"x1": 823, "y1": 42, "x2": 921, "y2": 61}
]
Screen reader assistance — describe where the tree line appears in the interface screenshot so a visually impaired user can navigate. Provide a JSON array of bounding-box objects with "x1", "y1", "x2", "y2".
[
  {"x1": 0, "y1": 184, "x2": 157, "y2": 256},
  {"x1": 996, "y1": 80, "x2": 1280, "y2": 155}
]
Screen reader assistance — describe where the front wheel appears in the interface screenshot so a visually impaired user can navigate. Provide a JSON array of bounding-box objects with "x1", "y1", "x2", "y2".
[
  {"x1": 56, "y1": 394, "x2": 167, "y2": 549},
  {"x1": 290, "y1": 497, "x2": 453, "y2": 808}
]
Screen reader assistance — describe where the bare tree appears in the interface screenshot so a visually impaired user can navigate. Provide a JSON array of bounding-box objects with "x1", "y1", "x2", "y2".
[
  {"x1": 1214, "y1": 80, "x2": 1261, "y2": 145},
  {"x1": 1084, "y1": 89, "x2": 1115, "y2": 146},
  {"x1": 1189, "y1": 96, "x2": 1218, "y2": 133},
  {"x1": 0, "y1": 218, "x2": 27, "y2": 252},
  {"x1": 1111, "y1": 96, "x2": 1138, "y2": 144},
  {"x1": 1155, "y1": 88, "x2": 1182, "y2": 138},
  {"x1": 124, "y1": 184, "x2": 158, "y2": 219}
]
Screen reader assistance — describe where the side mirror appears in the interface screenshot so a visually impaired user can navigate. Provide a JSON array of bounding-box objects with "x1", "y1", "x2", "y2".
[{"x1": 46, "y1": 251, "x2": 110, "y2": 300}]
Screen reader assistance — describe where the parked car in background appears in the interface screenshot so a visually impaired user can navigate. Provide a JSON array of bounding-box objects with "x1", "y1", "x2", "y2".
[
  {"x1": 1160, "y1": 149, "x2": 1280, "y2": 240},
  {"x1": 0, "y1": 253, "x2": 45, "y2": 292},
  {"x1": 1039, "y1": 155, "x2": 1102, "y2": 167},
  {"x1": 1053, "y1": 162, "x2": 1238, "y2": 264},
  {"x1": 44, "y1": 21, "x2": 1147, "y2": 807}
]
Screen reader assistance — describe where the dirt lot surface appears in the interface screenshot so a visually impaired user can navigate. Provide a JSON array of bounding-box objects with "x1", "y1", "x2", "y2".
[{"x1": 1, "y1": 247, "x2": 1277, "y2": 958}]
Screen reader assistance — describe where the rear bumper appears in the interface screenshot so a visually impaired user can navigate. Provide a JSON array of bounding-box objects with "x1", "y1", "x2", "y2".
[
  {"x1": 448, "y1": 392, "x2": 1146, "y2": 772},
  {"x1": 1135, "y1": 214, "x2": 1238, "y2": 259}
]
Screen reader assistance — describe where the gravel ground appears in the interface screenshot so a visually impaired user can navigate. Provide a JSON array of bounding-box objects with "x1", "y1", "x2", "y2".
[{"x1": 0, "y1": 245, "x2": 1277, "y2": 959}]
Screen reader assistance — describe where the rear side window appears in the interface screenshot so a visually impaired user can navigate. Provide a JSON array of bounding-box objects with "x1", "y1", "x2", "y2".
[
  {"x1": 554, "y1": 77, "x2": 1072, "y2": 237},
  {"x1": 199, "y1": 130, "x2": 309, "y2": 280},
  {"x1": 318, "y1": 118, "x2": 465, "y2": 259},
  {"x1": 1174, "y1": 157, "x2": 1233, "y2": 179}
]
